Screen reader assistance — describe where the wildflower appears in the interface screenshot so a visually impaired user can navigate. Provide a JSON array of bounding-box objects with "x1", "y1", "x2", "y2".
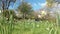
[
  {"x1": 38, "y1": 15, "x2": 42, "y2": 18},
  {"x1": 41, "y1": 11, "x2": 47, "y2": 16},
  {"x1": 0, "y1": 10, "x2": 1, "y2": 13},
  {"x1": 37, "y1": 24, "x2": 39, "y2": 27},
  {"x1": 46, "y1": 27, "x2": 50, "y2": 31}
]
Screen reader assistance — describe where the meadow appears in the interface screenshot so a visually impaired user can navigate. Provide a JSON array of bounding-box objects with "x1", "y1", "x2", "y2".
[
  {"x1": 0, "y1": 15, "x2": 60, "y2": 34},
  {"x1": 0, "y1": 0, "x2": 60, "y2": 34}
]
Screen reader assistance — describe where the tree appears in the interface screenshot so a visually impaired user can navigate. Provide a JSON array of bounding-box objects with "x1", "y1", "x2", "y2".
[
  {"x1": 46, "y1": 0, "x2": 59, "y2": 7},
  {"x1": 18, "y1": 1, "x2": 33, "y2": 19},
  {"x1": 46, "y1": 0, "x2": 60, "y2": 7},
  {"x1": 46, "y1": 0, "x2": 57, "y2": 22},
  {"x1": 3, "y1": 10, "x2": 15, "y2": 20},
  {"x1": 2, "y1": 0, "x2": 16, "y2": 9},
  {"x1": 1, "y1": 0, "x2": 16, "y2": 20},
  {"x1": 46, "y1": 0, "x2": 54, "y2": 7}
]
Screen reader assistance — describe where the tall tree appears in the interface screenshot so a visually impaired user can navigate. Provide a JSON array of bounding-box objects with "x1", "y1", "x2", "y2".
[
  {"x1": 46, "y1": 0, "x2": 60, "y2": 7},
  {"x1": 46, "y1": 0, "x2": 55, "y2": 7},
  {"x1": 18, "y1": 1, "x2": 33, "y2": 19},
  {"x1": 1, "y1": 0, "x2": 16, "y2": 20},
  {"x1": 2, "y1": 0, "x2": 16, "y2": 10}
]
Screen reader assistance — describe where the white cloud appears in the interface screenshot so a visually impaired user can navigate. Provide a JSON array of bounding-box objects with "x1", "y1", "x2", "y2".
[
  {"x1": 40, "y1": 2, "x2": 47, "y2": 7},
  {"x1": 41, "y1": 3, "x2": 46, "y2": 6},
  {"x1": 38, "y1": 2, "x2": 47, "y2": 8},
  {"x1": 28, "y1": 3, "x2": 31, "y2": 5},
  {"x1": 20, "y1": 0, "x2": 23, "y2": 2}
]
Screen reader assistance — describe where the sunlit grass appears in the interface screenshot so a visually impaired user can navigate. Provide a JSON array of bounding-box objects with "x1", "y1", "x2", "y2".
[
  {"x1": 12, "y1": 20, "x2": 59, "y2": 34},
  {"x1": 0, "y1": 16, "x2": 60, "y2": 34}
]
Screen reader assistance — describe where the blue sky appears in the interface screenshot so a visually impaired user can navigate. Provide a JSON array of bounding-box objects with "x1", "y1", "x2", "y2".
[{"x1": 9, "y1": 0, "x2": 46, "y2": 10}]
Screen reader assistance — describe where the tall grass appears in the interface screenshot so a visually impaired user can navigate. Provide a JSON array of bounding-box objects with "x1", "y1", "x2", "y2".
[
  {"x1": 0, "y1": 11, "x2": 14, "y2": 34},
  {"x1": 0, "y1": 12, "x2": 60, "y2": 34}
]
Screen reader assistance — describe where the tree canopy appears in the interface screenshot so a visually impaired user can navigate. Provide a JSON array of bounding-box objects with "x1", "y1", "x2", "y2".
[{"x1": 18, "y1": 1, "x2": 33, "y2": 18}]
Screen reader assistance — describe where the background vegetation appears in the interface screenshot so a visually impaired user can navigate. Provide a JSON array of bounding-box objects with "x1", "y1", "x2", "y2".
[{"x1": 0, "y1": 0, "x2": 60, "y2": 34}]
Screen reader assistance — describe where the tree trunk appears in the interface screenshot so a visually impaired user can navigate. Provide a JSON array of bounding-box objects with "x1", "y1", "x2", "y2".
[{"x1": 23, "y1": 13, "x2": 26, "y2": 19}]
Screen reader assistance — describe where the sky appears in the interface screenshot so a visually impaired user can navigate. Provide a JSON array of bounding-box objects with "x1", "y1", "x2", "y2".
[{"x1": 9, "y1": 0, "x2": 46, "y2": 10}]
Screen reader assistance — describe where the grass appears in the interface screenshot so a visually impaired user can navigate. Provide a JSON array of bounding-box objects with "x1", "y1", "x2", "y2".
[
  {"x1": 12, "y1": 20, "x2": 58, "y2": 34},
  {"x1": 0, "y1": 16, "x2": 60, "y2": 34}
]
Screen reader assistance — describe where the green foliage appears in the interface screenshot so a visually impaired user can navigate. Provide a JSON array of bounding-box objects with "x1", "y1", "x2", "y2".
[
  {"x1": 2, "y1": 10, "x2": 15, "y2": 18},
  {"x1": 0, "y1": 12, "x2": 58, "y2": 34},
  {"x1": 46, "y1": 0, "x2": 56, "y2": 7},
  {"x1": 18, "y1": 2, "x2": 32, "y2": 14},
  {"x1": 18, "y1": 1, "x2": 33, "y2": 18}
]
